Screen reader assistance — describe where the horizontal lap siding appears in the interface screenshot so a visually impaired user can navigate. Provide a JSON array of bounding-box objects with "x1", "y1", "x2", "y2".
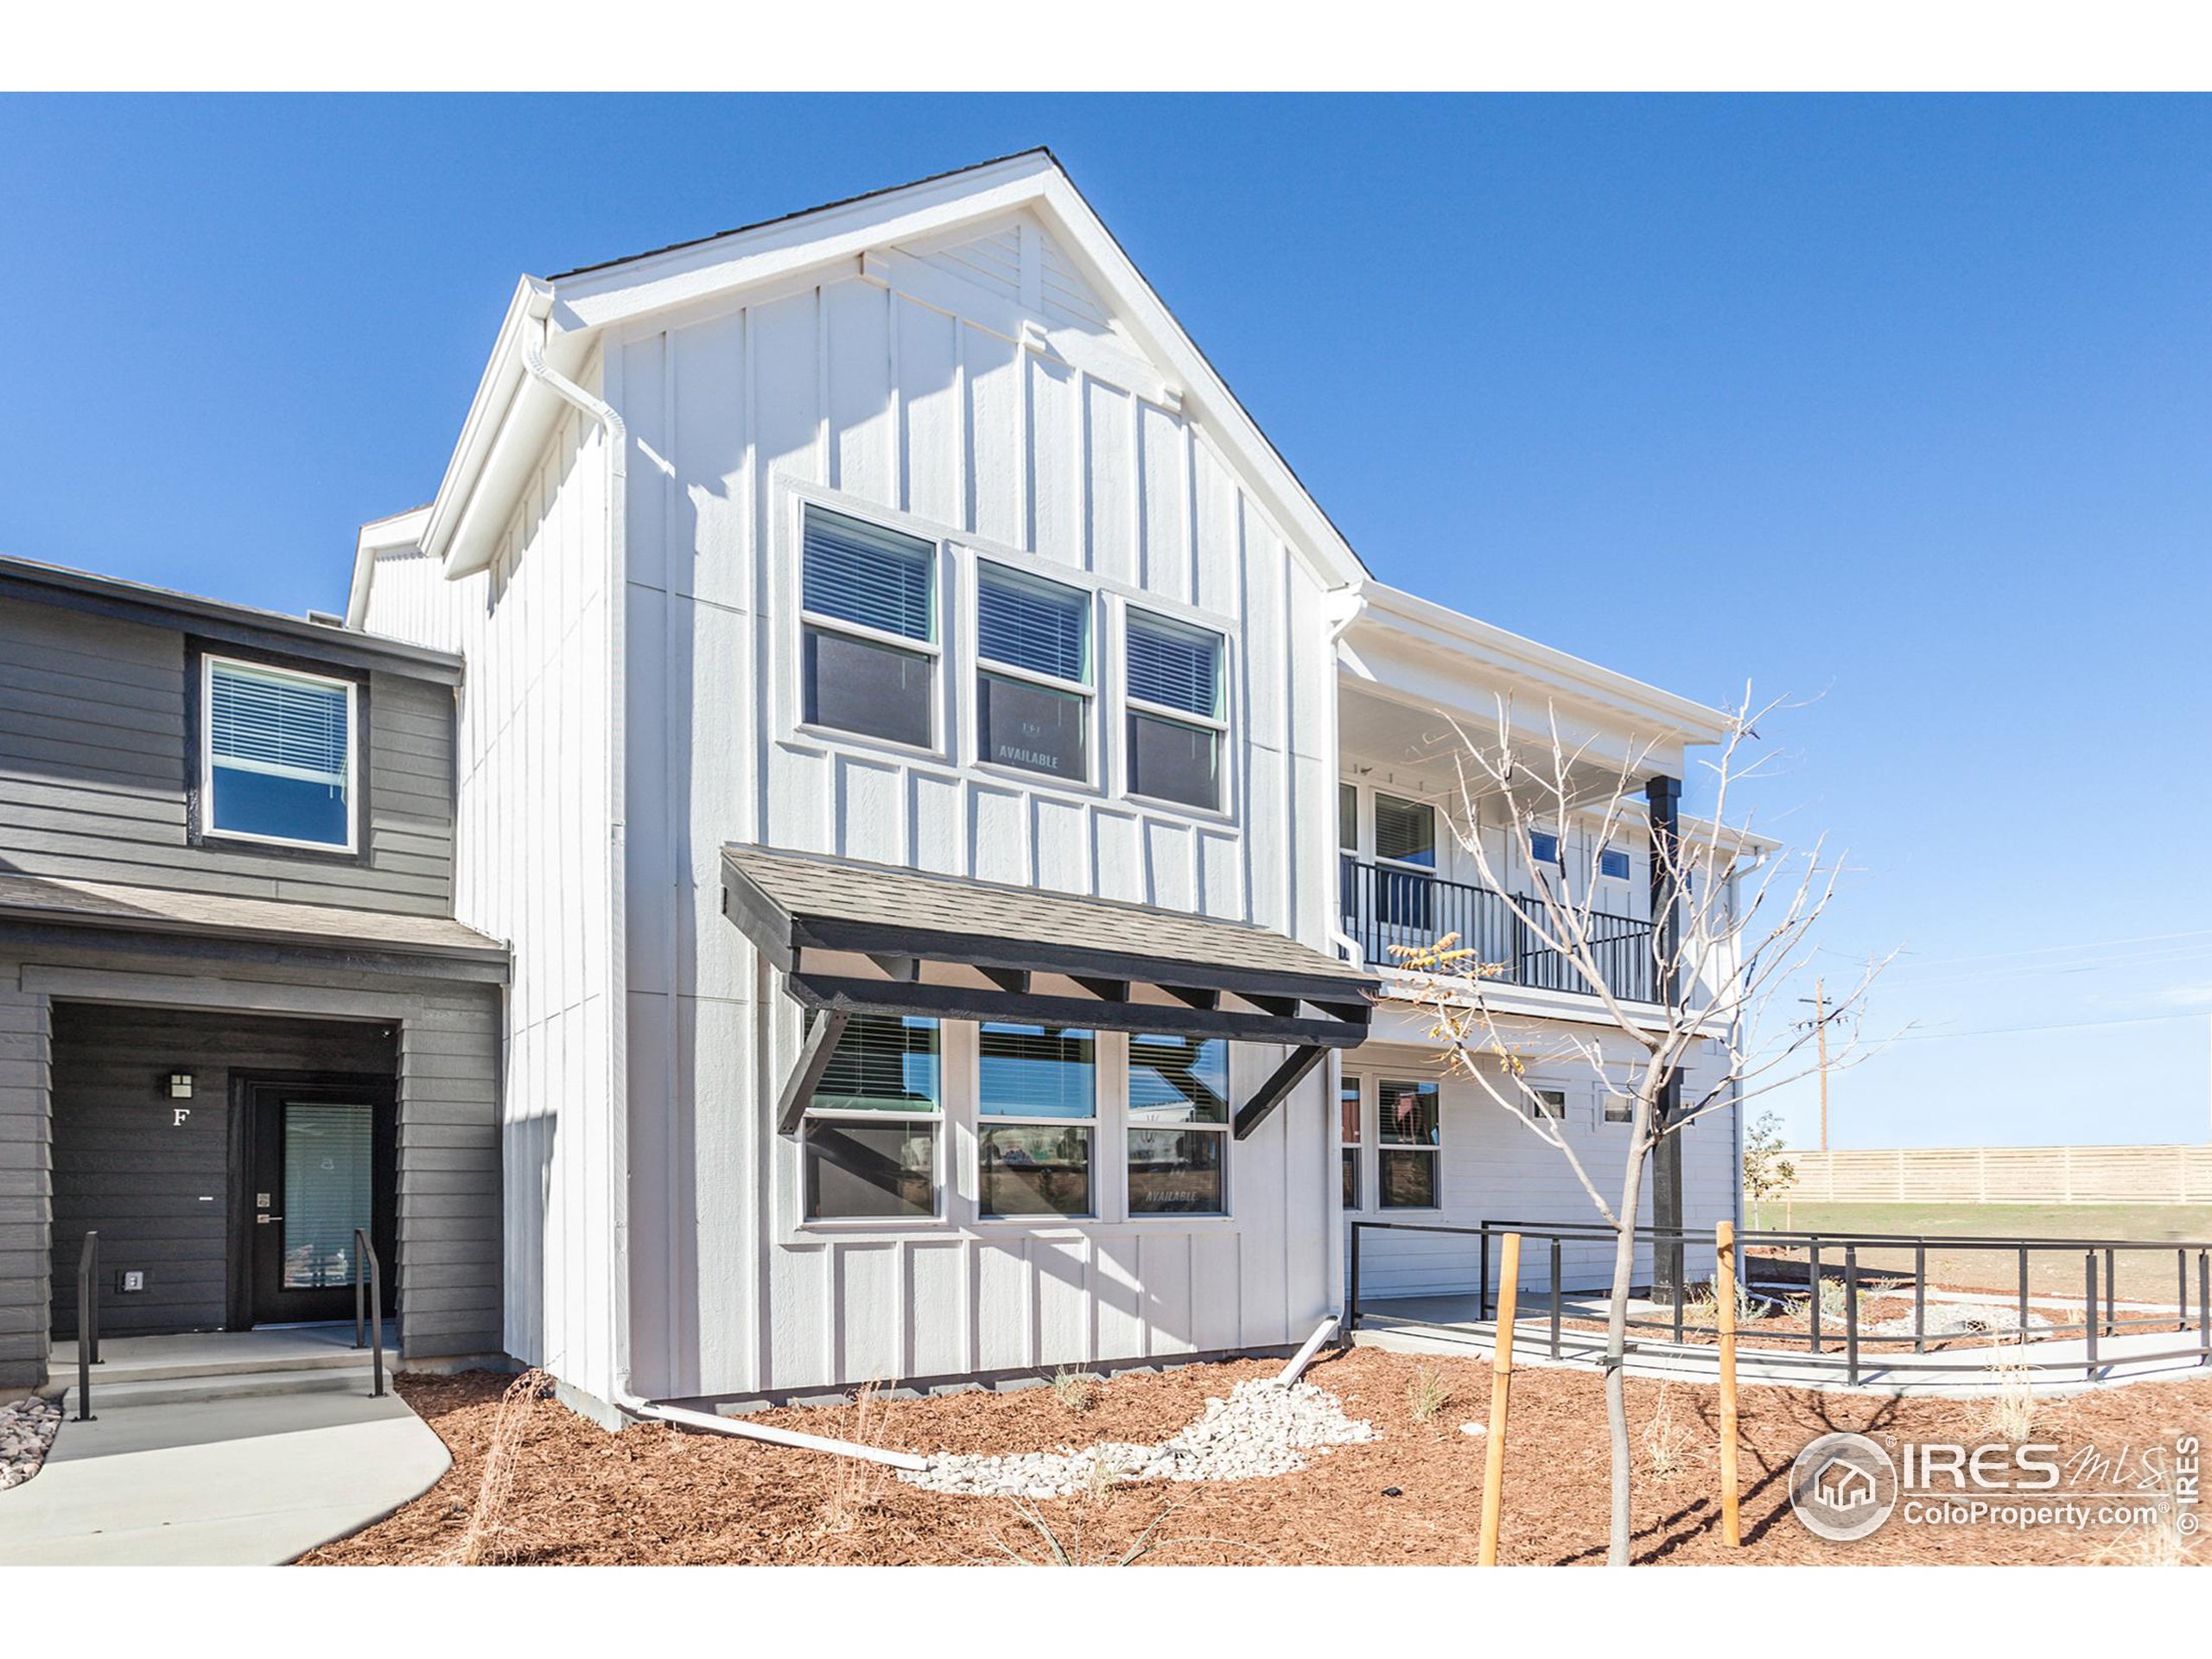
[
  {"x1": 618, "y1": 213, "x2": 1341, "y2": 1398},
  {"x1": 0, "y1": 968, "x2": 50, "y2": 1388},
  {"x1": 397, "y1": 992, "x2": 505, "y2": 1357},
  {"x1": 44, "y1": 1004, "x2": 394, "y2": 1340},
  {"x1": 0, "y1": 604, "x2": 456, "y2": 914},
  {"x1": 1348, "y1": 1046, "x2": 1736, "y2": 1300}
]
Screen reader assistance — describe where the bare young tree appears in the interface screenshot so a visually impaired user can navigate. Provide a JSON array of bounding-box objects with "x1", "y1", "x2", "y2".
[{"x1": 1387, "y1": 689, "x2": 1886, "y2": 1567}]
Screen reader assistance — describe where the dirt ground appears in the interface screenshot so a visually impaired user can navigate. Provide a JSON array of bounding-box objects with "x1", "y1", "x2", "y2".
[{"x1": 302, "y1": 1348, "x2": 2212, "y2": 1567}]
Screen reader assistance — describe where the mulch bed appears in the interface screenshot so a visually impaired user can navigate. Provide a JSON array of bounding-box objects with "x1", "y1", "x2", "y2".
[{"x1": 301, "y1": 1350, "x2": 2212, "y2": 1567}]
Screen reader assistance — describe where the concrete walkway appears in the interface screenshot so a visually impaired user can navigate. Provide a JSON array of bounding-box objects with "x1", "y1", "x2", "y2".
[
  {"x1": 1354, "y1": 1298, "x2": 2212, "y2": 1397},
  {"x1": 0, "y1": 1332, "x2": 449, "y2": 1565}
]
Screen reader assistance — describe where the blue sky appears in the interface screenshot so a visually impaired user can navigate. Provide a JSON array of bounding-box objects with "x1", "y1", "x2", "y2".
[{"x1": 3, "y1": 94, "x2": 2208, "y2": 1149}]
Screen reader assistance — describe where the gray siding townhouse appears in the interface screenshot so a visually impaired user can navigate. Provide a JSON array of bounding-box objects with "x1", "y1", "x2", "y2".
[{"x1": 0, "y1": 559, "x2": 507, "y2": 1389}]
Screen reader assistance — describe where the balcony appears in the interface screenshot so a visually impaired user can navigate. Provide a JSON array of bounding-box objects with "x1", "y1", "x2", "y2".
[{"x1": 1338, "y1": 858, "x2": 1656, "y2": 1005}]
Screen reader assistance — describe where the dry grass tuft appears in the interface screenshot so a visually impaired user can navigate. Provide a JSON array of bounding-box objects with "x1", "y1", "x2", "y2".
[
  {"x1": 1405, "y1": 1362, "x2": 1453, "y2": 1425},
  {"x1": 815, "y1": 1381, "x2": 898, "y2": 1536},
  {"x1": 442, "y1": 1367, "x2": 549, "y2": 1565},
  {"x1": 1974, "y1": 1344, "x2": 2044, "y2": 1443},
  {"x1": 988, "y1": 1496, "x2": 1187, "y2": 1566},
  {"x1": 1050, "y1": 1368, "x2": 1100, "y2": 1414},
  {"x1": 1641, "y1": 1383, "x2": 1694, "y2": 1481},
  {"x1": 2088, "y1": 1474, "x2": 2200, "y2": 1567}
]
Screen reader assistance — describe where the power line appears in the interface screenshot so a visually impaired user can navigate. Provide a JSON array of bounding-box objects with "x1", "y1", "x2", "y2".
[
  {"x1": 1880, "y1": 1008, "x2": 2210, "y2": 1044},
  {"x1": 1880, "y1": 926, "x2": 2212, "y2": 975}
]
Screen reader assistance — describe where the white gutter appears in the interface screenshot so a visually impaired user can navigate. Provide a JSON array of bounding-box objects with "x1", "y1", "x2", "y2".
[{"x1": 518, "y1": 305, "x2": 924, "y2": 1474}]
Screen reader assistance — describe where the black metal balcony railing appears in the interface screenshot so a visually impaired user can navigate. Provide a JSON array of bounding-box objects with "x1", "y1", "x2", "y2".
[{"x1": 1339, "y1": 857, "x2": 1656, "y2": 1004}]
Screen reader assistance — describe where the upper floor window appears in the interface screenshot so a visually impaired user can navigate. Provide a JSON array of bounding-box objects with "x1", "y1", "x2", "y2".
[
  {"x1": 800, "y1": 507, "x2": 938, "y2": 750},
  {"x1": 1599, "y1": 846, "x2": 1631, "y2": 882},
  {"x1": 976, "y1": 563, "x2": 1092, "y2": 782},
  {"x1": 1372, "y1": 794, "x2": 1435, "y2": 868},
  {"x1": 1124, "y1": 610, "x2": 1226, "y2": 811},
  {"x1": 801, "y1": 1014, "x2": 941, "y2": 1221},
  {"x1": 202, "y1": 656, "x2": 358, "y2": 851},
  {"x1": 1529, "y1": 830, "x2": 1561, "y2": 867}
]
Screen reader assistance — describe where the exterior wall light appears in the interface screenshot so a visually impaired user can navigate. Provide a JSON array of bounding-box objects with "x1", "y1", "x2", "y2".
[{"x1": 168, "y1": 1072, "x2": 194, "y2": 1100}]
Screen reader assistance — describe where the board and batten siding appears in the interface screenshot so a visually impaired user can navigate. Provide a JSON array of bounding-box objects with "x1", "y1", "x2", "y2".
[
  {"x1": 0, "y1": 599, "x2": 456, "y2": 915},
  {"x1": 1344, "y1": 1033, "x2": 1738, "y2": 1300},
  {"x1": 613, "y1": 210, "x2": 1344, "y2": 1398},
  {"x1": 361, "y1": 384, "x2": 622, "y2": 1397}
]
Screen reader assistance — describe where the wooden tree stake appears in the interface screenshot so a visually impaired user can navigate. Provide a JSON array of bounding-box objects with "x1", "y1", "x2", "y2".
[
  {"x1": 1716, "y1": 1219, "x2": 1741, "y2": 1548},
  {"x1": 1478, "y1": 1230, "x2": 1522, "y2": 1566}
]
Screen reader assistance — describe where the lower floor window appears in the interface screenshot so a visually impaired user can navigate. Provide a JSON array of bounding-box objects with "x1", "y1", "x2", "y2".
[
  {"x1": 1126, "y1": 1033, "x2": 1229, "y2": 1213},
  {"x1": 1341, "y1": 1074, "x2": 1363, "y2": 1210},
  {"x1": 802, "y1": 1014, "x2": 942, "y2": 1221},
  {"x1": 1377, "y1": 1077, "x2": 1440, "y2": 1210},
  {"x1": 977, "y1": 1023, "x2": 1096, "y2": 1218}
]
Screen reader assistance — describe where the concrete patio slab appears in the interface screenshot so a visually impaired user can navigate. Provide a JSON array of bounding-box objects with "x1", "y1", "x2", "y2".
[{"x1": 0, "y1": 1386, "x2": 449, "y2": 1565}]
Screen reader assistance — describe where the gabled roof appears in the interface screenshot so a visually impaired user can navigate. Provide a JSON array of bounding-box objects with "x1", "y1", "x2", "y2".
[{"x1": 412, "y1": 149, "x2": 1370, "y2": 592}]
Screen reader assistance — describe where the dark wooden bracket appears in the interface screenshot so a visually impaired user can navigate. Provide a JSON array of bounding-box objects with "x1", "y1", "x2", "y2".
[
  {"x1": 775, "y1": 1008, "x2": 850, "y2": 1135},
  {"x1": 1232, "y1": 1044, "x2": 1329, "y2": 1140}
]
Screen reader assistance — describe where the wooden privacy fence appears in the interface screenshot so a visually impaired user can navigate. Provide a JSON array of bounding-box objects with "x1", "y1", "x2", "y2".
[{"x1": 1781, "y1": 1144, "x2": 2212, "y2": 1206}]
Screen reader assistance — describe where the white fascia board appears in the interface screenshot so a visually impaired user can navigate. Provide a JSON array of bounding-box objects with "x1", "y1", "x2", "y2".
[
  {"x1": 345, "y1": 505, "x2": 433, "y2": 628},
  {"x1": 1349, "y1": 580, "x2": 1735, "y2": 745},
  {"x1": 443, "y1": 151, "x2": 1365, "y2": 597}
]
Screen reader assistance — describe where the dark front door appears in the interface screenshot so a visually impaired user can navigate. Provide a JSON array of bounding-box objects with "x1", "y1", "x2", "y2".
[{"x1": 244, "y1": 1076, "x2": 396, "y2": 1325}]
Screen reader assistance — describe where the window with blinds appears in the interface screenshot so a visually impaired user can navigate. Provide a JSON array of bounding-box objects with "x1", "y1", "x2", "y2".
[
  {"x1": 1373, "y1": 794, "x2": 1435, "y2": 868},
  {"x1": 1124, "y1": 610, "x2": 1227, "y2": 812},
  {"x1": 800, "y1": 506, "x2": 938, "y2": 750},
  {"x1": 1378, "y1": 1077, "x2": 1440, "y2": 1211},
  {"x1": 1599, "y1": 846, "x2": 1631, "y2": 881},
  {"x1": 976, "y1": 563, "x2": 1092, "y2": 781},
  {"x1": 978, "y1": 1023, "x2": 1096, "y2": 1218},
  {"x1": 281, "y1": 1100, "x2": 372, "y2": 1289},
  {"x1": 1128, "y1": 1033, "x2": 1229, "y2": 1215},
  {"x1": 203, "y1": 657, "x2": 356, "y2": 849},
  {"x1": 804, "y1": 1014, "x2": 941, "y2": 1221}
]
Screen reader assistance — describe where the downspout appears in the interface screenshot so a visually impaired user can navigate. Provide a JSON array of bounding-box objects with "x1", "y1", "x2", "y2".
[
  {"x1": 1319, "y1": 581, "x2": 1369, "y2": 1357},
  {"x1": 520, "y1": 302, "x2": 924, "y2": 1472}
]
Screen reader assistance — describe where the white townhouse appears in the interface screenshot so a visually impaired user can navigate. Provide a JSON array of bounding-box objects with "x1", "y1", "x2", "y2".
[{"x1": 327, "y1": 149, "x2": 1747, "y2": 1419}]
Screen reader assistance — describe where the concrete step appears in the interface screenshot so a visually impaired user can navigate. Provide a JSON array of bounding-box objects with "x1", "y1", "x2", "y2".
[{"x1": 55, "y1": 1363, "x2": 388, "y2": 1414}]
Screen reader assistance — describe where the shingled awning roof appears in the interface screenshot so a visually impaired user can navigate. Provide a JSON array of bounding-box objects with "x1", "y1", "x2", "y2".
[{"x1": 720, "y1": 844, "x2": 1378, "y2": 1140}]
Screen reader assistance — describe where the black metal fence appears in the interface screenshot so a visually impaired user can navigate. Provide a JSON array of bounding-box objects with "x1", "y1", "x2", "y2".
[
  {"x1": 1338, "y1": 859, "x2": 1655, "y2": 1002},
  {"x1": 1347, "y1": 1217, "x2": 2212, "y2": 1384}
]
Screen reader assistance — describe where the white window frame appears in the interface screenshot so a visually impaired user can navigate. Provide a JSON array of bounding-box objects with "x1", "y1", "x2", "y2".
[
  {"x1": 794, "y1": 501, "x2": 945, "y2": 760},
  {"x1": 1120, "y1": 603, "x2": 1232, "y2": 817},
  {"x1": 1602, "y1": 1089, "x2": 1635, "y2": 1126},
  {"x1": 973, "y1": 1021, "x2": 1100, "y2": 1221},
  {"x1": 199, "y1": 653, "x2": 360, "y2": 855},
  {"x1": 1598, "y1": 844, "x2": 1632, "y2": 884},
  {"x1": 1125, "y1": 1032, "x2": 1233, "y2": 1219},
  {"x1": 1375, "y1": 1076, "x2": 1442, "y2": 1212},
  {"x1": 971, "y1": 559, "x2": 1097, "y2": 788},
  {"x1": 1528, "y1": 1086, "x2": 1568, "y2": 1123},
  {"x1": 1340, "y1": 1071, "x2": 1366, "y2": 1212},
  {"x1": 798, "y1": 1014, "x2": 947, "y2": 1225}
]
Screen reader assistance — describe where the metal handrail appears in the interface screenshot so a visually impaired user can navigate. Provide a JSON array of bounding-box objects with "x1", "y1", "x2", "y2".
[
  {"x1": 352, "y1": 1228, "x2": 385, "y2": 1398},
  {"x1": 75, "y1": 1230, "x2": 99, "y2": 1422},
  {"x1": 1337, "y1": 859, "x2": 1656, "y2": 1001},
  {"x1": 1346, "y1": 1217, "x2": 2212, "y2": 1384}
]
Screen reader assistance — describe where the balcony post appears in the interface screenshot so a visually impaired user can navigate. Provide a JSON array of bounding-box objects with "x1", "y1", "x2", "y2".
[{"x1": 1646, "y1": 773, "x2": 1686, "y2": 1297}]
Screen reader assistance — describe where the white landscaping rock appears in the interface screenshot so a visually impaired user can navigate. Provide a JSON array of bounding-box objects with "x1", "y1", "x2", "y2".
[
  {"x1": 0, "y1": 1397, "x2": 62, "y2": 1491},
  {"x1": 900, "y1": 1378, "x2": 1376, "y2": 1500}
]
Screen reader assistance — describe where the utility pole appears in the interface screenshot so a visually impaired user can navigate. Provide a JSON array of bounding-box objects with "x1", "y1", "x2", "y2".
[{"x1": 1798, "y1": 978, "x2": 1830, "y2": 1152}]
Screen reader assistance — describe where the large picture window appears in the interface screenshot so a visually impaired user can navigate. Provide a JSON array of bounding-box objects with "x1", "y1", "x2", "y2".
[
  {"x1": 1377, "y1": 1077, "x2": 1440, "y2": 1210},
  {"x1": 976, "y1": 563, "x2": 1092, "y2": 782},
  {"x1": 977, "y1": 1023, "x2": 1096, "y2": 1217},
  {"x1": 202, "y1": 656, "x2": 358, "y2": 850},
  {"x1": 799, "y1": 506, "x2": 938, "y2": 749},
  {"x1": 1126, "y1": 1033, "x2": 1229, "y2": 1214},
  {"x1": 802, "y1": 1014, "x2": 941, "y2": 1221},
  {"x1": 1124, "y1": 609, "x2": 1227, "y2": 811}
]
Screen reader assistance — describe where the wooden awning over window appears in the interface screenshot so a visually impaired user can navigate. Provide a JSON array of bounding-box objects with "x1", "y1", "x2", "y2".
[{"x1": 719, "y1": 844, "x2": 1379, "y2": 1140}]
